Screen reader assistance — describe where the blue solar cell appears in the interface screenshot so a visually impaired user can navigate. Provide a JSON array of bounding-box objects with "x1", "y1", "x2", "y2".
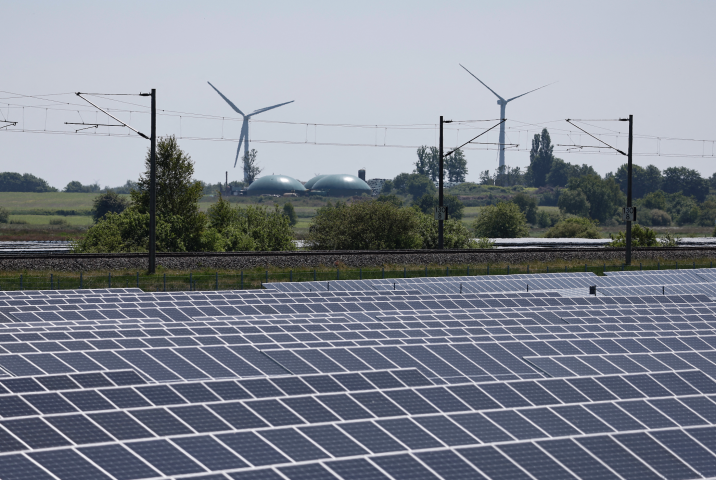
[
  {"x1": 79, "y1": 444, "x2": 160, "y2": 480},
  {"x1": 325, "y1": 458, "x2": 390, "y2": 480},
  {"x1": 371, "y1": 453, "x2": 440, "y2": 480},
  {"x1": 338, "y1": 421, "x2": 404, "y2": 453},
  {"x1": 577, "y1": 435, "x2": 661, "y2": 480},
  {"x1": 89, "y1": 411, "x2": 154, "y2": 440},
  {"x1": 173, "y1": 435, "x2": 248, "y2": 470},
  {"x1": 459, "y1": 445, "x2": 532, "y2": 480},
  {"x1": 258, "y1": 427, "x2": 329, "y2": 462},
  {"x1": 500, "y1": 442, "x2": 576, "y2": 480},
  {"x1": 127, "y1": 439, "x2": 206, "y2": 476}
]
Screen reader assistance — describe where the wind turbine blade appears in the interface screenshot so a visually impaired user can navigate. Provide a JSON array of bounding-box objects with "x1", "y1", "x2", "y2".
[
  {"x1": 248, "y1": 100, "x2": 295, "y2": 117},
  {"x1": 234, "y1": 121, "x2": 248, "y2": 168},
  {"x1": 459, "y1": 64, "x2": 504, "y2": 101},
  {"x1": 505, "y1": 81, "x2": 557, "y2": 103},
  {"x1": 207, "y1": 82, "x2": 245, "y2": 116}
]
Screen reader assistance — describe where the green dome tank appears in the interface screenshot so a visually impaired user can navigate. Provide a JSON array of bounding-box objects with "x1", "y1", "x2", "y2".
[
  {"x1": 246, "y1": 175, "x2": 306, "y2": 196},
  {"x1": 303, "y1": 174, "x2": 328, "y2": 190},
  {"x1": 312, "y1": 174, "x2": 372, "y2": 197}
]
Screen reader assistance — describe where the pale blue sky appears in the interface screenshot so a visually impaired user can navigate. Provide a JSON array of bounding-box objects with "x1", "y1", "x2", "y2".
[{"x1": 2, "y1": 1, "x2": 715, "y2": 188}]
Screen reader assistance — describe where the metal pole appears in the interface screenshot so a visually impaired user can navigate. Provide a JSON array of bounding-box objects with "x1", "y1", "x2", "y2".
[
  {"x1": 626, "y1": 114, "x2": 633, "y2": 265},
  {"x1": 438, "y1": 115, "x2": 444, "y2": 249},
  {"x1": 149, "y1": 89, "x2": 157, "y2": 274}
]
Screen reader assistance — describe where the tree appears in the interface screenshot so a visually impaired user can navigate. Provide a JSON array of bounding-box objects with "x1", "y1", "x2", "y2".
[
  {"x1": 64, "y1": 181, "x2": 99, "y2": 193},
  {"x1": 445, "y1": 148, "x2": 467, "y2": 182},
  {"x1": 558, "y1": 189, "x2": 590, "y2": 217},
  {"x1": 306, "y1": 200, "x2": 422, "y2": 250},
  {"x1": 614, "y1": 163, "x2": 662, "y2": 198},
  {"x1": 662, "y1": 167, "x2": 709, "y2": 202},
  {"x1": 393, "y1": 173, "x2": 436, "y2": 198},
  {"x1": 0, "y1": 206, "x2": 8, "y2": 223},
  {"x1": 545, "y1": 159, "x2": 571, "y2": 187},
  {"x1": 511, "y1": 192, "x2": 538, "y2": 224},
  {"x1": 494, "y1": 165, "x2": 525, "y2": 186},
  {"x1": 283, "y1": 201, "x2": 298, "y2": 226},
  {"x1": 473, "y1": 202, "x2": 529, "y2": 238},
  {"x1": 640, "y1": 190, "x2": 667, "y2": 211},
  {"x1": 544, "y1": 217, "x2": 601, "y2": 239},
  {"x1": 242, "y1": 149, "x2": 262, "y2": 185},
  {"x1": 414, "y1": 146, "x2": 431, "y2": 177},
  {"x1": 566, "y1": 175, "x2": 624, "y2": 223},
  {"x1": 131, "y1": 135, "x2": 206, "y2": 251},
  {"x1": 376, "y1": 193, "x2": 403, "y2": 208},
  {"x1": 0, "y1": 172, "x2": 57, "y2": 192},
  {"x1": 415, "y1": 214, "x2": 476, "y2": 249},
  {"x1": 526, "y1": 129, "x2": 555, "y2": 187},
  {"x1": 91, "y1": 191, "x2": 129, "y2": 222},
  {"x1": 413, "y1": 193, "x2": 465, "y2": 220},
  {"x1": 537, "y1": 209, "x2": 561, "y2": 228},
  {"x1": 479, "y1": 170, "x2": 493, "y2": 185}
]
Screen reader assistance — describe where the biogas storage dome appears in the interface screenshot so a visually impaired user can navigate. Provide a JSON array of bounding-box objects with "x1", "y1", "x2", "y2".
[
  {"x1": 303, "y1": 174, "x2": 328, "y2": 190},
  {"x1": 246, "y1": 175, "x2": 306, "y2": 196},
  {"x1": 312, "y1": 174, "x2": 372, "y2": 197}
]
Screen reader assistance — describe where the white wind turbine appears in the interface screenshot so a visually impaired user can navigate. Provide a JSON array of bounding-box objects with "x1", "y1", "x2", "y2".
[
  {"x1": 459, "y1": 64, "x2": 554, "y2": 168},
  {"x1": 208, "y1": 82, "x2": 294, "y2": 180}
]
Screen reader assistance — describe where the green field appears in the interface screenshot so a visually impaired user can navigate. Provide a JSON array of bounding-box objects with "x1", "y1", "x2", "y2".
[{"x1": 0, "y1": 192, "x2": 128, "y2": 211}]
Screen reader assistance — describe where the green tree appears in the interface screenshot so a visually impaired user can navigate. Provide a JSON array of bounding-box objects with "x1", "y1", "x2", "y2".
[
  {"x1": 306, "y1": 200, "x2": 422, "y2": 250},
  {"x1": 242, "y1": 149, "x2": 262, "y2": 185},
  {"x1": 0, "y1": 172, "x2": 57, "y2": 192},
  {"x1": 511, "y1": 192, "x2": 538, "y2": 224},
  {"x1": 414, "y1": 146, "x2": 431, "y2": 177},
  {"x1": 473, "y1": 202, "x2": 529, "y2": 238},
  {"x1": 445, "y1": 148, "x2": 467, "y2": 183},
  {"x1": 609, "y1": 224, "x2": 658, "y2": 247},
  {"x1": 544, "y1": 217, "x2": 601, "y2": 239},
  {"x1": 393, "y1": 173, "x2": 436, "y2": 198},
  {"x1": 91, "y1": 191, "x2": 129, "y2": 222},
  {"x1": 64, "y1": 181, "x2": 100, "y2": 193},
  {"x1": 614, "y1": 163, "x2": 662, "y2": 198},
  {"x1": 494, "y1": 165, "x2": 525, "y2": 186},
  {"x1": 566, "y1": 175, "x2": 624, "y2": 223},
  {"x1": 131, "y1": 135, "x2": 206, "y2": 251},
  {"x1": 537, "y1": 209, "x2": 561, "y2": 228},
  {"x1": 640, "y1": 190, "x2": 667, "y2": 211},
  {"x1": 283, "y1": 201, "x2": 298, "y2": 226},
  {"x1": 545, "y1": 159, "x2": 571, "y2": 187},
  {"x1": 662, "y1": 167, "x2": 709, "y2": 202},
  {"x1": 526, "y1": 129, "x2": 555, "y2": 187},
  {"x1": 557, "y1": 189, "x2": 590, "y2": 217},
  {"x1": 206, "y1": 192, "x2": 238, "y2": 232},
  {"x1": 376, "y1": 193, "x2": 403, "y2": 208},
  {"x1": 0, "y1": 206, "x2": 8, "y2": 223},
  {"x1": 415, "y1": 213, "x2": 476, "y2": 249},
  {"x1": 413, "y1": 193, "x2": 465, "y2": 220}
]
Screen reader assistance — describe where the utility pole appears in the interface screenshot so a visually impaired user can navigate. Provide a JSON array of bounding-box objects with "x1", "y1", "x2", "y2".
[
  {"x1": 438, "y1": 116, "x2": 444, "y2": 249},
  {"x1": 625, "y1": 114, "x2": 633, "y2": 265},
  {"x1": 149, "y1": 89, "x2": 157, "y2": 274}
]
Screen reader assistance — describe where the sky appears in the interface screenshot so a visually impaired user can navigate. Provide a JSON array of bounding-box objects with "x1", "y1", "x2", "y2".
[{"x1": 2, "y1": 0, "x2": 715, "y2": 189}]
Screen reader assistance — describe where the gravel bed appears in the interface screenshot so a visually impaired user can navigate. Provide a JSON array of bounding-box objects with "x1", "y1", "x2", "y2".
[{"x1": 1, "y1": 247, "x2": 716, "y2": 272}]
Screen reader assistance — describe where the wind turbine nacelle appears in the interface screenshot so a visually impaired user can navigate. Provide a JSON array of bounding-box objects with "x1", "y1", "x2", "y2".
[{"x1": 497, "y1": 99, "x2": 506, "y2": 106}]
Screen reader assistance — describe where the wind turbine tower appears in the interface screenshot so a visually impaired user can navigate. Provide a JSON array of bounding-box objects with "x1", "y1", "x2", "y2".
[
  {"x1": 459, "y1": 64, "x2": 554, "y2": 169},
  {"x1": 208, "y1": 82, "x2": 294, "y2": 182}
]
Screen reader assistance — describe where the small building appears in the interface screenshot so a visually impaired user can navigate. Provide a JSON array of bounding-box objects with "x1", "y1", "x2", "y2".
[{"x1": 246, "y1": 175, "x2": 306, "y2": 196}]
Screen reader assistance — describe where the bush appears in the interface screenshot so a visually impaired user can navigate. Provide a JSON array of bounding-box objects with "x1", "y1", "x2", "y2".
[
  {"x1": 415, "y1": 213, "x2": 476, "y2": 249},
  {"x1": 376, "y1": 193, "x2": 403, "y2": 208},
  {"x1": 92, "y1": 191, "x2": 129, "y2": 222},
  {"x1": 650, "y1": 209, "x2": 672, "y2": 226},
  {"x1": 0, "y1": 206, "x2": 8, "y2": 223},
  {"x1": 659, "y1": 232, "x2": 680, "y2": 247},
  {"x1": 392, "y1": 173, "x2": 436, "y2": 199},
  {"x1": 283, "y1": 202, "x2": 298, "y2": 226},
  {"x1": 473, "y1": 202, "x2": 529, "y2": 238},
  {"x1": 536, "y1": 210, "x2": 561, "y2": 228},
  {"x1": 306, "y1": 200, "x2": 422, "y2": 250},
  {"x1": 558, "y1": 189, "x2": 590, "y2": 217},
  {"x1": 677, "y1": 206, "x2": 699, "y2": 226},
  {"x1": 608, "y1": 224, "x2": 658, "y2": 247},
  {"x1": 511, "y1": 192, "x2": 538, "y2": 224},
  {"x1": 49, "y1": 218, "x2": 69, "y2": 226},
  {"x1": 475, "y1": 237, "x2": 495, "y2": 249},
  {"x1": 9, "y1": 219, "x2": 28, "y2": 224},
  {"x1": 543, "y1": 217, "x2": 601, "y2": 239},
  {"x1": 413, "y1": 193, "x2": 465, "y2": 220}
]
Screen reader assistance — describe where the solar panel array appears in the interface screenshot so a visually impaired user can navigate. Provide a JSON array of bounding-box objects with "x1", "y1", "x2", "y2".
[{"x1": 2, "y1": 270, "x2": 716, "y2": 478}]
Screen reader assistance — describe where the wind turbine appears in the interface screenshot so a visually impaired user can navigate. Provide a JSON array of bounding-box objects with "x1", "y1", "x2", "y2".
[
  {"x1": 207, "y1": 81, "x2": 294, "y2": 178},
  {"x1": 459, "y1": 64, "x2": 554, "y2": 169}
]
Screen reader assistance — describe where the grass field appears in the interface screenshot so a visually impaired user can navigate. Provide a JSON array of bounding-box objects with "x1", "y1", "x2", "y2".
[
  {"x1": 8, "y1": 215, "x2": 93, "y2": 226},
  {"x1": 0, "y1": 192, "x2": 128, "y2": 211}
]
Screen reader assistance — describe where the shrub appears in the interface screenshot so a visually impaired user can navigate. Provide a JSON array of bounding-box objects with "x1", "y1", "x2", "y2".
[
  {"x1": 511, "y1": 193, "x2": 538, "y2": 224},
  {"x1": 543, "y1": 217, "x2": 601, "y2": 239},
  {"x1": 608, "y1": 224, "x2": 658, "y2": 247},
  {"x1": 557, "y1": 189, "x2": 590, "y2": 217},
  {"x1": 8, "y1": 219, "x2": 28, "y2": 224},
  {"x1": 659, "y1": 232, "x2": 680, "y2": 247},
  {"x1": 413, "y1": 193, "x2": 465, "y2": 220},
  {"x1": 415, "y1": 213, "x2": 476, "y2": 249},
  {"x1": 306, "y1": 200, "x2": 422, "y2": 250},
  {"x1": 283, "y1": 202, "x2": 298, "y2": 227},
  {"x1": 475, "y1": 237, "x2": 495, "y2": 249},
  {"x1": 376, "y1": 193, "x2": 403, "y2": 208},
  {"x1": 537, "y1": 210, "x2": 561, "y2": 228},
  {"x1": 49, "y1": 218, "x2": 69, "y2": 226},
  {"x1": 92, "y1": 191, "x2": 129, "y2": 222},
  {"x1": 677, "y1": 206, "x2": 699, "y2": 226},
  {"x1": 473, "y1": 202, "x2": 529, "y2": 238},
  {"x1": 0, "y1": 206, "x2": 8, "y2": 223},
  {"x1": 650, "y1": 209, "x2": 672, "y2": 226}
]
